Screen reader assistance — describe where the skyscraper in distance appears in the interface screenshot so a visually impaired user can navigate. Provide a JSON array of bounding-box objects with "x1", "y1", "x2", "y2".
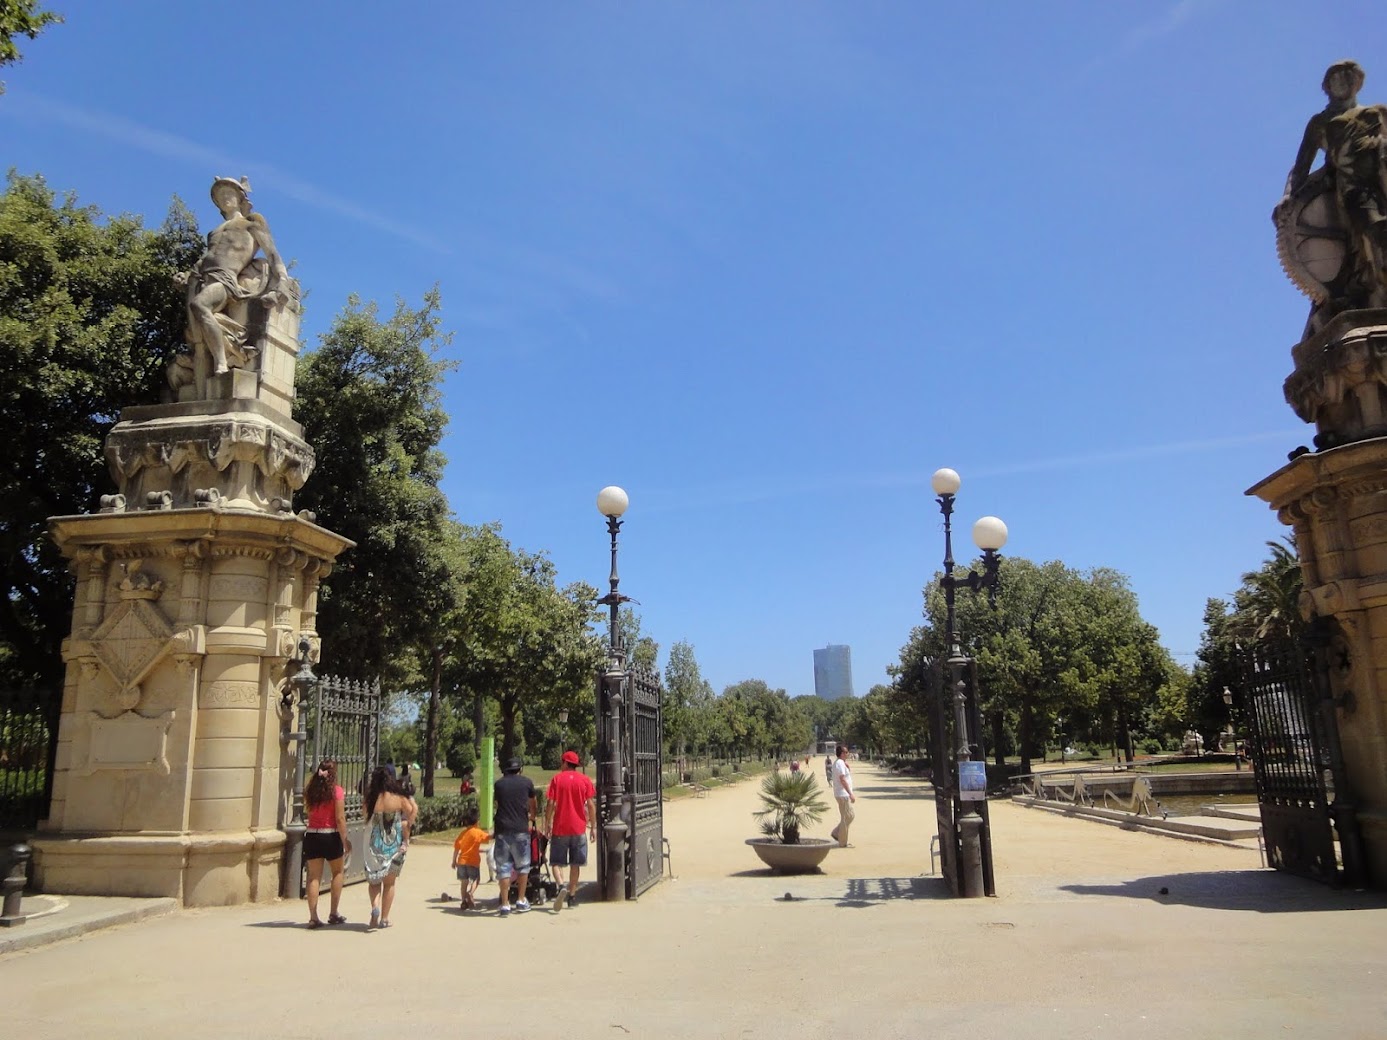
[{"x1": 813, "y1": 644, "x2": 854, "y2": 700}]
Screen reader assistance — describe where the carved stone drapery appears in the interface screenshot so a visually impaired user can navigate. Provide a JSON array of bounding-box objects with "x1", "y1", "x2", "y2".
[
  {"x1": 1285, "y1": 313, "x2": 1387, "y2": 449},
  {"x1": 105, "y1": 410, "x2": 314, "y2": 514}
]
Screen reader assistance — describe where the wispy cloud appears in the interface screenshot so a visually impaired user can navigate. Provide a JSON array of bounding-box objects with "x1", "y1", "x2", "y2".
[
  {"x1": 639, "y1": 429, "x2": 1305, "y2": 514},
  {"x1": 3, "y1": 91, "x2": 450, "y2": 253},
  {"x1": 969, "y1": 429, "x2": 1301, "y2": 480},
  {"x1": 1081, "y1": 0, "x2": 1223, "y2": 78}
]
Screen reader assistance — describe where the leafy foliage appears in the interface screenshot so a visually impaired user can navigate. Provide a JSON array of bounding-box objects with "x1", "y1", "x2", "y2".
[
  {"x1": 752, "y1": 768, "x2": 828, "y2": 844},
  {"x1": 293, "y1": 291, "x2": 458, "y2": 688},
  {"x1": 894, "y1": 555, "x2": 1177, "y2": 772},
  {"x1": 444, "y1": 523, "x2": 603, "y2": 764},
  {"x1": 0, "y1": 1, "x2": 61, "y2": 88},
  {"x1": 0, "y1": 174, "x2": 201, "y2": 684},
  {"x1": 1189, "y1": 538, "x2": 1303, "y2": 747}
]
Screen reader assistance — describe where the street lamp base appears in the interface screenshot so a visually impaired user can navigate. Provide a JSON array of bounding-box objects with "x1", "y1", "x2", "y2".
[{"x1": 958, "y1": 814, "x2": 985, "y2": 898}]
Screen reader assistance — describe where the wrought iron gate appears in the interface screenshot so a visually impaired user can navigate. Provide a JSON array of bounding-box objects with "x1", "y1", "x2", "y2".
[
  {"x1": 1236, "y1": 622, "x2": 1364, "y2": 886},
  {"x1": 0, "y1": 687, "x2": 60, "y2": 831},
  {"x1": 596, "y1": 662, "x2": 664, "y2": 899},
  {"x1": 305, "y1": 674, "x2": 382, "y2": 885}
]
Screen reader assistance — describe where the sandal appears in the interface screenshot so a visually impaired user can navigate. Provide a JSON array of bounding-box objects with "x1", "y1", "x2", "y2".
[
  {"x1": 379, "y1": 920, "x2": 392, "y2": 928},
  {"x1": 328, "y1": 913, "x2": 347, "y2": 925},
  {"x1": 368, "y1": 909, "x2": 380, "y2": 929},
  {"x1": 307, "y1": 918, "x2": 323, "y2": 929}
]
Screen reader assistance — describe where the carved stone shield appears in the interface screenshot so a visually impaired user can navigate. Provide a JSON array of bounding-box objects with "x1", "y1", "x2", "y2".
[{"x1": 1275, "y1": 168, "x2": 1350, "y2": 302}]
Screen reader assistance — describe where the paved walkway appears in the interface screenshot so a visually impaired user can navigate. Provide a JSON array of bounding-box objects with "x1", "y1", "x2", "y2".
[{"x1": 3, "y1": 764, "x2": 1385, "y2": 1039}]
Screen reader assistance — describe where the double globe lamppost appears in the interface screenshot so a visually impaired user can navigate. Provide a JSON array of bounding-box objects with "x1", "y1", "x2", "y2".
[
  {"x1": 930, "y1": 467, "x2": 1007, "y2": 898},
  {"x1": 595, "y1": 485, "x2": 632, "y2": 902}
]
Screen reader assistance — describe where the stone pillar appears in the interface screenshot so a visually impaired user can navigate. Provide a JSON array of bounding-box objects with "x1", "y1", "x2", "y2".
[
  {"x1": 1249, "y1": 310, "x2": 1387, "y2": 888},
  {"x1": 32, "y1": 223, "x2": 353, "y2": 906}
]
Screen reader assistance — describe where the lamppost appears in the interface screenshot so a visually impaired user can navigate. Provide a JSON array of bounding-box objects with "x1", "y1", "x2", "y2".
[
  {"x1": 279, "y1": 636, "x2": 319, "y2": 900},
  {"x1": 558, "y1": 708, "x2": 569, "y2": 751},
  {"x1": 596, "y1": 485, "x2": 632, "y2": 902},
  {"x1": 1222, "y1": 687, "x2": 1242, "y2": 771},
  {"x1": 931, "y1": 467, "x2": 1007, "y2": 899}
]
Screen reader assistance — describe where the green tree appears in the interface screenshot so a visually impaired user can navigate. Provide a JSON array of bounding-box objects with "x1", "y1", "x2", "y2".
[
  {"x1": 664, "y1": 640, "x2": 714, "y2": 769},
  {"x1": 293, "y1": 290, "x2": 457, "y2": 689},
  {"x1": 1190, "y1": 539, "x2": 1304, "y2": 750},
  {"x1": 0, "y1": 1, "x2": 61, "y2": 91},
  {"x1": 616, "y1": 605, "x2": 659, "y2": 671},
  {"x1": 1232, "y1": 538, "x2": 1303, "y2": 643},
  {"x1": 903, "y1": 556, "x2": 1170, "y2": 773},
  {"x1": 0, "y1": 174, "x2": 201, "y2": 685},
  {"x1": 446, "y1": 523, "x2": 602, "y2": 764}
]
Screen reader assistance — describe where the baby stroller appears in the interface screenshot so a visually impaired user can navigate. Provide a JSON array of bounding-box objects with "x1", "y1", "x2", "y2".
[{"x1": 503, "y1": 828, "x2": 560, "y2": 906}]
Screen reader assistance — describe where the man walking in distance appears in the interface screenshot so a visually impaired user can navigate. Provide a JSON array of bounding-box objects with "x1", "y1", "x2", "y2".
[
  {"x1": 829, "y1": 744, "x2": 856, "y2": 848},
  {"x1": 493, "y1": 757, "x2": 537, "y2": 916},
  {"x1": 544, "y1": 750, "x2": 597, "y2": 911}
]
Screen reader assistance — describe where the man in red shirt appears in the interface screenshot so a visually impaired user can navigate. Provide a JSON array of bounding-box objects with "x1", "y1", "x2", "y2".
[{"x1": 543, "y1": 750, "x2": 597, "y2": 912}]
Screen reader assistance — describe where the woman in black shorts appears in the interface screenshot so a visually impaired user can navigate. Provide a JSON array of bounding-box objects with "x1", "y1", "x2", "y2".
[{"x1": 303, "y1": 758, "x2": 352, "y2": 928}]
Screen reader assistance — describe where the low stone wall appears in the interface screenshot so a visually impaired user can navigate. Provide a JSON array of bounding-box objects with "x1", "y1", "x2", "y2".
[{"x1": 1030, "y1": 770, "x2": 1256, "y2": 798}]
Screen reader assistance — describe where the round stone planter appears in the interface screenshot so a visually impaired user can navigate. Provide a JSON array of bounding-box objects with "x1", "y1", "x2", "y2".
[{"x1": 745, "y1": 837, "x2": 835, "y2": 874}]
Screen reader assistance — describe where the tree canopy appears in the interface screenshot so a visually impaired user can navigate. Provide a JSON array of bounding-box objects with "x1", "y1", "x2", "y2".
[
  {"x1": 292, "y1": 290, "x2": 458, "y2": 688},
  {"x1": 0, "y1": 1, "x2": 60, "y2": 90},
  {"x1": 0, "y1": 173, "x2": 200, "y2": 684},
  {"x1": 895, "y1": 555, "x2": 1176, "y2": 773}
]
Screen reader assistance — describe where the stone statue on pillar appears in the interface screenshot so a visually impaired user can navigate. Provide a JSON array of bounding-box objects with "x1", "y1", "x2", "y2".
[
  {"x1": 166, "y1": 176, "x2": 301, "y2": 406},
  {"x1": 1250, "y1": 60, "x2": 1387, "y2": 891},
  {"x1": 34, "y1": 175, "x2": 353, "y2": 907},
  {"x1": 1276, "y1": 60, "x2": 1387, "y2": 335},
  {"x1": 176, "y1": 176, "x2": 290, "y2": 381}
]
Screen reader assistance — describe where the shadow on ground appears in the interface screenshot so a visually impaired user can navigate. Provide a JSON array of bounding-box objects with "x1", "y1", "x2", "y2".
[
  {"x1": 853, "y1": 784, "x2": 937, "y2": 801},
  {"x1": 1060, "y1": 870, "x2": 1387, "y2": 913},
  {"x1": 728, "y1": 873, "x2": 954, "y2": 906}
]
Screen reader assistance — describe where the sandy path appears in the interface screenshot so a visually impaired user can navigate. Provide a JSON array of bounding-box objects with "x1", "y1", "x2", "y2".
[{"x1": 2, "y1": 763, "x2": 1383, "y2": 1040}]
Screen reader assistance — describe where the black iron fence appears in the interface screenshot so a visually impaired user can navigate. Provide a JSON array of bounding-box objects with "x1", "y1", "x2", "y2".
[
  {"x1": 304, "y1": 674, "x2": 382, "y2": 886},
  {"x1": 627, "y1": 664, "x2": 664, "y2": 899},
  {"x1": 1237, "y1": 622, "x2": 1364, "y2": 886},
  {"x1": 0, "y1": 687, "x2": 61, "y2": 831}
]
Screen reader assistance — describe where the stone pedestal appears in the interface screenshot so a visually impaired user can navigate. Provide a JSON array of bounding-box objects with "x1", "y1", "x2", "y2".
[
  {"x1": 33, "y1": 264, "x2": 353, "y2": 906},
  {"x1": 1249, "y1": 310, "x2": 1387, "y2": 888}
]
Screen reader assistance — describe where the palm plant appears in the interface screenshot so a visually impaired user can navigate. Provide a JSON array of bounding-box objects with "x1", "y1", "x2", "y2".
[
  {"x1": 1233, "y1": 537, "x2": 1304, "y2": 643},
  {"x1": 753, "y1": 769, "x2": 829, "y2": 844}
]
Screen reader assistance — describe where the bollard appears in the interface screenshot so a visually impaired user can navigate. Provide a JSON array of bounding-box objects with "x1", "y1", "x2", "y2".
[
  {"x1": 1, "y1": 843, "x2": 31, "y2": 927},
  {"x1": 957, "y1": 815, "x2": 985, "y2": 899}
]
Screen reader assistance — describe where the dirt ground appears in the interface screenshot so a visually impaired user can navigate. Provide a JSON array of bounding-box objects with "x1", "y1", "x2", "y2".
[{"x1": 2, "y1": 763, "x2": 1384, "y2": 1040}]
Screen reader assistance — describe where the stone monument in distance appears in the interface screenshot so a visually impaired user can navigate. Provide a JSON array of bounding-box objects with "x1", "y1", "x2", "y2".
[
  {"x1": 1252, "y1": 60, "x2": 1387, "y2": 888},
  {"x1": 32, "y1": 177, "x2": 354, "y2": 906}
]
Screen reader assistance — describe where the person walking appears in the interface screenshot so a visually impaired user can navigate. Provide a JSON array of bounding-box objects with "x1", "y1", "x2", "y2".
[
  {"x1": 362, "y1": 764, "x2": 417, "y2": 929},
  {"x1": 544, "y1": 750, "x2": 596, "y2": 912},
  {"x1": 829, "y1": 744, "x2": 856, "y2": 848},
  {"x1": 493, "y1": 756, "x2": 537, "y2": 917},
  {"x1": 451, "y1": 805, "x2": 490, "y2": 910},
  {"x1": 302, "y1": 758, "x2": 351, "y2": 928}
]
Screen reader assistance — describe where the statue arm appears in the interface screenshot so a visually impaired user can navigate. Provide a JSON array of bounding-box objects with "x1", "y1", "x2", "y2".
[
  {"x1": 246, "y1": 212, "x2": 290, "y2": 292},
  {"x1": 1285, "y1": 114, "x2": 1326, "y2": 196}
]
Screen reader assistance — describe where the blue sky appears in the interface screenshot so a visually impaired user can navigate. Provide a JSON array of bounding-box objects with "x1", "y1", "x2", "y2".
[{"x1": 5, "y1": 2, "x2": 1386, "y2": 697}]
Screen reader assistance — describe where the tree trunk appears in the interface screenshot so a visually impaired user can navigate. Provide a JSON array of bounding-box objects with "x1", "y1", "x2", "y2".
[
  {"x1": 500, "y1": 691, "x2": 518, "y2": 763},
  {"x1": 991, "y1": 711, "x2": 1006, "y2": 768},
  {"x1": 423, "y1": 646, "x2": 442, "y2": 798},
  {"x1": 473, "y1": 683, "x2": 484, "y2": 758},
  {"x1": 1017, "y1": 698, "x2": 1034, "y2": 775}
]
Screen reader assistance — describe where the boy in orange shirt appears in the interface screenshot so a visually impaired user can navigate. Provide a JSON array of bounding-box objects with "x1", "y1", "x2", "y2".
[{"x1": 451, "y1": 806, "x2": 490, "y2": 910}]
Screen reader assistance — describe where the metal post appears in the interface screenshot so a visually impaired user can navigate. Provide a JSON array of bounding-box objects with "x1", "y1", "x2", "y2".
[
  {"x1": 598, "y1": 513, "x2": 631, "y2": 902},
  {"x1": 279, "y1": 637, "x2": 316, "y2": 900},
  {"x1": 1, "y1": 843, "x2": 30, "y2": 927},
  {"x1": 935, "y1": 483, "x2": 999, "y2": 899}
]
